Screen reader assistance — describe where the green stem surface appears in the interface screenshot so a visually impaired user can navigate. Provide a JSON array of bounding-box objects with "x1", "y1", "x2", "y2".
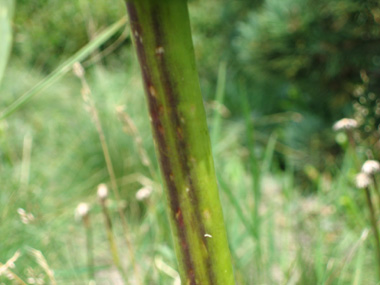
[{"x1": 124, "y1": 1, "x2": 235, "y2": 284}]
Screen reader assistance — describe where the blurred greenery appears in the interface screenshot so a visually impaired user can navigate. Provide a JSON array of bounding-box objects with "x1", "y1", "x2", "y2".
[
  {"x1": 233, "y1": 0, "x2": 380, "y2": 166},
  {"x1": 1, "y1": 0, "x2": 380, "y2": 284},
  {"x1": 0, "y1": 0, "x2": 14, "y2": 85}
]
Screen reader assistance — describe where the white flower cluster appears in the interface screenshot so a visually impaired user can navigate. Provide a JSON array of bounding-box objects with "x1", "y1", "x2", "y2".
[
  {"x1": 136, "y1": 186, "x2": 153, "y2": 201},
  {"x1": 333, "y1": 118, "x2": 358, "y2": 131},
  {"x1": 17, "y1": 208, "x2": 35, "y2": 224},
  {"x1": 97, "y1": 183, "x2": 109, "y2": 201},
  {"x1": 75, "y1": 203, "x2": 90, "y2": 220},
  {"x1": 361, "y1": 160, "x2": 380, "y2": 175},
  {"x1": 356, "y1": 172, "x2": 372, "y2": 189}
]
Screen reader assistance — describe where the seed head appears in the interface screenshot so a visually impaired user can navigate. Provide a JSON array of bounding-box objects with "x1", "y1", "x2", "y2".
[
  {"x1": 17, "y1": 208, "x2": 35, "y2": 224},
  {"x1": 0, "y1": 251, "x2": 21, "y2": 276},
  {"x1": 75, "y1": 203, "x2": 90, "y2": 220},
  {"x1": 97, "y1": 183, "x2": 108, "y2": 200},
  {"x1": 361, "y1": 160, "x2": 380, "y2": 175},
  {"x1": 333, "y1": 118, "x2": 358, "y2": 131},
  {"x1": 136, "y1": 187, "x2": 152, "y2": 201},
  {"x1": 72, "y1": 62, "x2": 85, "y2": 78},
  {"x1": 355, "y1": 172, "x2": 372, "y2": 189}
]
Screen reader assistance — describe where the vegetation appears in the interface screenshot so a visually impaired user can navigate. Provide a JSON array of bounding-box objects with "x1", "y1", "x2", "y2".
[
  {"x1": 1, "y1": 0, "x2": 380, "y2": 284},
  {"x1": 125, "y1": 0, "x2": 234, "y2": 283}
]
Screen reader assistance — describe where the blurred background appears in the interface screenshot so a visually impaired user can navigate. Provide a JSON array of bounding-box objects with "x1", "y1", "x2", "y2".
[{"x1": 1, "y1": 0, "x2": 380, "y2": 284}]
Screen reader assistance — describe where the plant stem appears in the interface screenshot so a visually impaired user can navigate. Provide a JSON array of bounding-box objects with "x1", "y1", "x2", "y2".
[
  {"x1": 211, "y1": 61, "x2": 227, "y2": 144},
  {"x1": 124, "y1": 1, "x2": 235, "y2": 283},
  {"x1": 364, "y1": 187, "x2": 380, "y2": 280},
  {"x1": 83, "y1": 215, "x2": 95, "y2": 282},
  {"x1": 0, "y1": 17, "x2": 127, "y2": 120},
  {"x1": 100, "y1": 199, "x2": 129, "y2": 284},
  {"x1": 346, "y1": 130, "x2": 360, "y2": 169},
  {"x1": 116, "y1": 107, "x2": 158, "y2": 180},
  {"x1": 73, "y1": 63, "x2": 141, "y2": 284},
  {"x1": 372, "y1": 177, "x2": 380, "y2": 212},
  {"x1": 240, "y1": 84, "x2": 262, "y2": 267}
]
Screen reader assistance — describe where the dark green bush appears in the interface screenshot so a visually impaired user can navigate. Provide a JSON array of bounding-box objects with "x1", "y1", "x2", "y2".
[
  {"x1": 236, "y1": 0, "x2": 380, "y2": 122},
  {"x1": 13, "y1": 0, "x2": 126, "y2": 70}
]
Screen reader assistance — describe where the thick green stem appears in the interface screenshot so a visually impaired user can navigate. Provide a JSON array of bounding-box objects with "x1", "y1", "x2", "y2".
[{"x1": 124, "y1": 0, "x2": 235, "y2": 284}]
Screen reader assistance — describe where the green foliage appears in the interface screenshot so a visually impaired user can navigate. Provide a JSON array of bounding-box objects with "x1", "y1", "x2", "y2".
[
  {"x1": 1, "y1": 61, "x2": 380, "y2": 283},
  {"x1": 0, "y1": 17, "x2": 127, "y2": 120},
  {"x1": 236, "y1": 0, "x2": 380, "y2": 120},
  {"x1": 2, "y1": 0, "x2": 380, "y2": 283},
  {"x1": 228, "y1": 0, "x2": 380, "y2": 171},
  {"x1": 13, "y1": 0, "x2": 127, "y2": 70}
]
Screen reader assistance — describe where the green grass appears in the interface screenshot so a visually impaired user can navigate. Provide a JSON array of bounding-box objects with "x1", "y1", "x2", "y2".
[
  {"x1": 1, "y1": 59, "x2": 379, "y2": 284},
  {"x1": 1, "y1": 15, "x2": 380, "y2": 285}
]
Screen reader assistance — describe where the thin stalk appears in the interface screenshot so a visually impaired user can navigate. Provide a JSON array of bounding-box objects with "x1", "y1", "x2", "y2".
[
  {"x1": 372, "y1": 177, "x2": 380, "y2": 212},
  {"x1": 363, "y1": 187, "x2": 380, "y2": 280},
  {"x1": 0, "y1": 251, "x2": 27, "y2": 285},
  {"x1": 261, "y1": 132, "x2": 277, "y2": 174},
  {"x1": 211, "y1": 61, "x2": 227, "y2": 144},
  {"x1": 0, "y1": 0, "x2": 14, "y2": 85},
  {"x1": 82, "y1": 215, "x2": 95, "y2": 282},
  {"x1": 73, "y1": 63, "x2": 141, "y2": 284},
  {"x1": 28, "y1": 248, "x2": 57, "y2": 285},
  {"x1": 20, "y1": 133, "x2": 32, "y2": 187},
  {"x1": 99, "y1": 197, "x2": 128, "y2": 284},
  {"x1": 83, "y1": 26, "x2": 130, "y2": 67},
  {"x1": 346, "y1": 130, "x2": 360, "y2": 170},
  {"x1": 0, "y1": 17, "x2": 127, "y2": 120},
  {"x1": 332, "y1": 228, "x2": 369, "y2": 285},
  {"x1": 217, "y1": 173, "x2": 255, "y2": 237},
  {"x1": 124, "y1": 1, "x2": 235, "y2": 283},
  {"x1": 116, "y1": 106, "x2": 158, "y2": 180},
  {"x1": 352, "y1": 245, "x2": 364, "y2": 285},
  {"x1": 0, "y1": 264, "x2": 27, "y2": 285},
  {"x1": 240, "y1": 84, "x2": 262, "y2": 265}
]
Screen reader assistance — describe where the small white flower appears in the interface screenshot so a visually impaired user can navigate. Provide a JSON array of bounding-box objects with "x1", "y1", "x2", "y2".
[
  {"x1": 362, "y1": 160, "x2": 380, "y2": 175},
  {"x1": 97, "y1": 184, "x2": 108, "y2": 200},
  {"x1": 333, "y1": 118, "x2": 358, "y2": 131},
  {"x1": 356, "y1": 172, "x2": 372, "y2": 189},
  {"x1": 75, "y1": 203, "x2": 89, "y2": 220},
  {"x1": 135, "y1": 187, "x2": 152, "y2": 201}
]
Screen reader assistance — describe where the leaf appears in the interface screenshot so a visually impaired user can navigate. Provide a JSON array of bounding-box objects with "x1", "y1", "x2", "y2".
[{"x1": 0, "y1": 0, "x2": 14, "y2": 86}]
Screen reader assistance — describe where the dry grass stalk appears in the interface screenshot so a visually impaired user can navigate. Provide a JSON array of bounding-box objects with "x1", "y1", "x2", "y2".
[
  {"x1": 0, "y1": 250, "x2": 27, "y2": 285},
  {"x1": 75, "y1": 203, "x2": 95, "y2": 282},
  {"x1": 116, "y1": 106, "x2": 156, "y2": 179},
  {"x1": 27, "y1": 248, "x2": 57, "y2": 285},
  {"x1": 97, "y1": 184, "x2": 128, "y2": 284},
  {"x1": 72, "y1": 62, "x2": 141, "y2": 284}
]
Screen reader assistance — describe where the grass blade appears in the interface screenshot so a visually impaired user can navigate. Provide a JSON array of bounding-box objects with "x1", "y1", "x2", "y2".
[
  {"x1": 0, "y1": 16, "x2": 127, "y2": 120},
  {"x1": 211, "y1": 61, "x2": 227, "y2": 145},
  {"x1": 0, "y1": 0, "x2": 14, "y2": 86}
]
